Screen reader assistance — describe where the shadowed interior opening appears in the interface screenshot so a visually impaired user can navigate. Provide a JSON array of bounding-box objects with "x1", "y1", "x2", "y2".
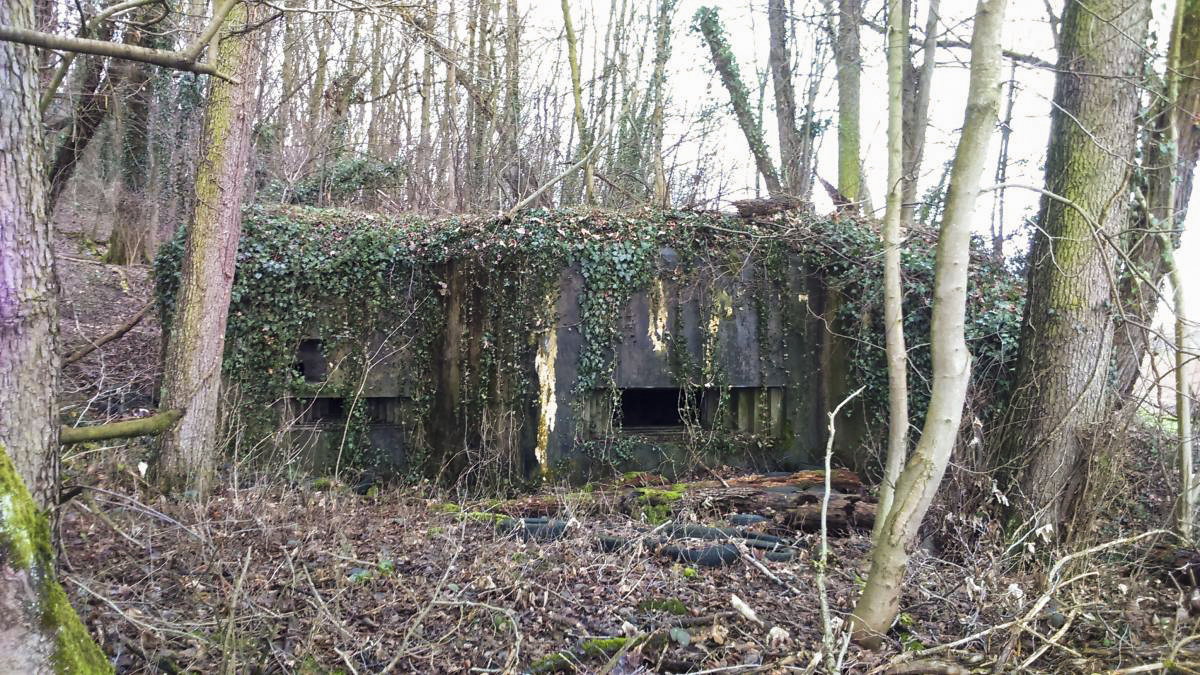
[{"x1": 617, "y1": 388, "x2": 698, "y2": 428}]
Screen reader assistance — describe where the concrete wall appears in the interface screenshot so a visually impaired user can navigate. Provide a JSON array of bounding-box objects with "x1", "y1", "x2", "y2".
[{"x1": 282, "y1": 249, "x2": 846, "y2": 482}]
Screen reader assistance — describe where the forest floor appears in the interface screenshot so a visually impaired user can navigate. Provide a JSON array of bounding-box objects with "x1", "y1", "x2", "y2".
[{"x1": 51, "y1": 214, "x2": 1200, "y2": 674}]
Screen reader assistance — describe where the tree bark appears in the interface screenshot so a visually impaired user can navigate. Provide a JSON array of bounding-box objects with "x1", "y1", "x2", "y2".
[
  {"x1": 650, "y1": 0, "x2": 672, "y2": 207},
  {"x1": 1112, "y1": 0, "x2": 1200, "y2": 398},
  {"x1": 850, "y1": 0, "x2": 1006, "y2": 647},
  {"x1": 0, "y1": 444, "x2": 112, "y2": 673},
  {"x1": 1000, "y1": 0, "x2": 1149, "y2": 535},
  {"x1": 834, "y1": 0, "x2": 863, "y2": 203},
  {"x1": 1, "y1": 1, "x2": 111, "y2": 669},
  {"x1": 900, "y1": 0, "x2": 939, "y2": 224},
  {"x1": 1, "y1": 0, "x2": 59, "y2": 511},
  {"x1": 693, "y1": 6, "x2": 782, "y2": 195},
  {"x1": 562, "y1": 0, "x2": 596, "y2": 205},
  {"x1": 154, "y1": 0, "x2": 263, "y2": 496},
  {"x1": 875, "y1": 0, "x2": 910, "y2": 539},
  {"x1": 768, "y1": 0, "x2": 807, "y2": 196}
]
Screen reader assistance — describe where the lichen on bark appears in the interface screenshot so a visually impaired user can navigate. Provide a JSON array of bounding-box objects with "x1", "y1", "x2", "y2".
[{"x1": 1, "y1": 444, "x2": 112, "y2": 673}]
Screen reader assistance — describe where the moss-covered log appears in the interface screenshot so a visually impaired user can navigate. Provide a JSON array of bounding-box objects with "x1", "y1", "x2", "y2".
[
  {"x1": 0, "y1": 443, "x2": 111, "y2": 673},
  {"x1": 60, "y1": 409, "x2": 183, "y2": 445}
]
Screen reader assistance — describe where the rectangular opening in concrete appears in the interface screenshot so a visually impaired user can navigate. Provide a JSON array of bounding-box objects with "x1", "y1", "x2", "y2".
[
  {"x1": 295, "y1": 397, "x2": 344, "y2": 425},
  {"x1": 616, "y1": 388, "x2": 700, "y2": 429}
]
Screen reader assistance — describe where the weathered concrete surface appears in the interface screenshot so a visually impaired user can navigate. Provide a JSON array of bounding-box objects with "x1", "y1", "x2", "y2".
[{"x1": 283, "y1": 251, "x2": 852, "y2": 482}]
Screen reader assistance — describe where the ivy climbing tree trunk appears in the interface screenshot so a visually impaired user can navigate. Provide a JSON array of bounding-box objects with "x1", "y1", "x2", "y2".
[
  {"x1": 1, "y1": 1, "x2": 112, "y2": 669},
  {"x1": 694, "y1": 6, "x2": 782, "y2": 195},
  {"x1": 155, "y1": 0, "x2": 263, "y2": 496},
  {"x1": 1112, "y1": 0, "x2": 1200, "y2": 398},
  {"x1": 999, "y1": 0, "x2": 1149, "y2": 535},
  {"x1": 875, "y1": 0, "x2": 909, "y2": 538},
  {"x1": 850, "y1": 0, "x2": 1006, "y2": 647}
]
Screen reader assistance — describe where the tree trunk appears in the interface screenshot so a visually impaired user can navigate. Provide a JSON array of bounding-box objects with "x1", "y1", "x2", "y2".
[
  {"x1": 900, "y1": 0, "x2": 939, "y2": 224},
  {"x1": 154, "y1": 0, "x2": 263, "y2": 496},
  {"x1": 650, "y1": 0, "x2": 672, "y2": 207},
  {"x1": 1, "y1": 444, "x2": 112, "y2": 673},
  {"x1": 1112, "y1": 0, "x2": 1200, "y2": 398},
  {"x1": 768, "y1": 0, "x2": 805, "y2": 195},
  {"x1": 45, "y1": 25, "x2": 115, "y2": 212},
  {"x1": 693, "y1": 6, "x2": 782, "y2": 195},
  {"x1": 1, "y1": 0, "x2": 59, "y2": 511},
  {"x1": 834, "y1": 0, "x2": 862, "y2": 203},
  {"x1": 1000, "y1": 0, "x2": 1149, "y2": 535},
  {"x1": 562, "y1": 0, "x2": 596, "y2": 205},
  {"x1": 850, "y1": 0, "x2": 1006, "y2": 647},
  {"x1": 1, "y1": 2, "x2": 111, "y2": 669},
  {"x1": 875, "y1": 0, "x2": 910, "y2": 538},
  {"x1": 107, "y1": 16, "x2": 161, "y2": 265}
]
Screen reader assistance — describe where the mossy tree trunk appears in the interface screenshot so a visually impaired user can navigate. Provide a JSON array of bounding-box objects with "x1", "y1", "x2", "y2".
[
  {"x1": 1112, "y1": 0, "x2": 1200, "y2": 398},
  {"x1": 155, "y1": 0, "x2": 263, "y2": 496},
  {"x1": 999, "y1": 0, "x2": 1149, "y2": 536},
  {"x1": 834, "y1": 0, "x2": 862, "y2": 203},
  {"x1": 1, "y1": 0, "x2": 59, "y2": 511},
  {"x1": 1, "y1": 2, "x2": 111, "y2": 669},
  {"x1": 850, "y1": 0, "x2": 1005, "y2": 647},
  {"x1": 1, "y1": 444, "x2": 112, "y2": 673},
  {"x1": 561, "y1": 0, "x2": 596, "y2": 205}
]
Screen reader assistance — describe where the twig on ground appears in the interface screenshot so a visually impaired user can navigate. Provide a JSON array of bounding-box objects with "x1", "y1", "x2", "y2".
[
  {"x1": 884, "y1": 659, "x2": 971, "y2": 675},
  {"x1": 1017, "y1": 608, "x2": 1081, "y2": 668},
  {"x1": 299, "y1": 561, "x2": 353, "y2": 639},
  {"x1": 817, "y1": 385, "x2": 865, "y2": 673},
  {"x1": 74, "y1": 496, "x2": 144, "y2": 549},
  {"x1": 335, "y1": 648, "x2": 361, "y2": 675},
  {"x1": 432, "y1": 600, "x2": 522, "y2": 674},
  {"x1": 220, "y1": 547, "x2": 254, "y2": 675}
]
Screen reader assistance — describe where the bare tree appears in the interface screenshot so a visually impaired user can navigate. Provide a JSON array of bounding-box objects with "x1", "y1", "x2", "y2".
[
  {"x1": 875, "y1": 0, "x2": 910, "y2": 538},
  {"x1": 850, "y1": 0, "x2": 1006, "y2": 646}
]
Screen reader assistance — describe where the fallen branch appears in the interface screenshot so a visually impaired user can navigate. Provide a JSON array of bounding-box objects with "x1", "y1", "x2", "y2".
[
  {"x1": 63, "y1": 301, "x2": 152, "y2": 365},
  {"x1": 884, "y1": 659, "x2": 970, "y2": 675},
  {"x1": 504, "y1": 141, "x2": 604, "y2": 221},
  {"x1": 60, "y1": 409, "x2": 183, "y2": 444}
]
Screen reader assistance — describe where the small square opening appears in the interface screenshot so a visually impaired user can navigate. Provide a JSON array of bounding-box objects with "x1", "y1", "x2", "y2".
[{"x1": 294, "y1": 339, "x2": 328, "y2": 383}]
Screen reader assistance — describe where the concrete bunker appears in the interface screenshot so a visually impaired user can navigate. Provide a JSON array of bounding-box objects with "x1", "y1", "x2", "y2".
[{"x1": 156, "y1": 206, "x2": 870, "y2": 484}]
